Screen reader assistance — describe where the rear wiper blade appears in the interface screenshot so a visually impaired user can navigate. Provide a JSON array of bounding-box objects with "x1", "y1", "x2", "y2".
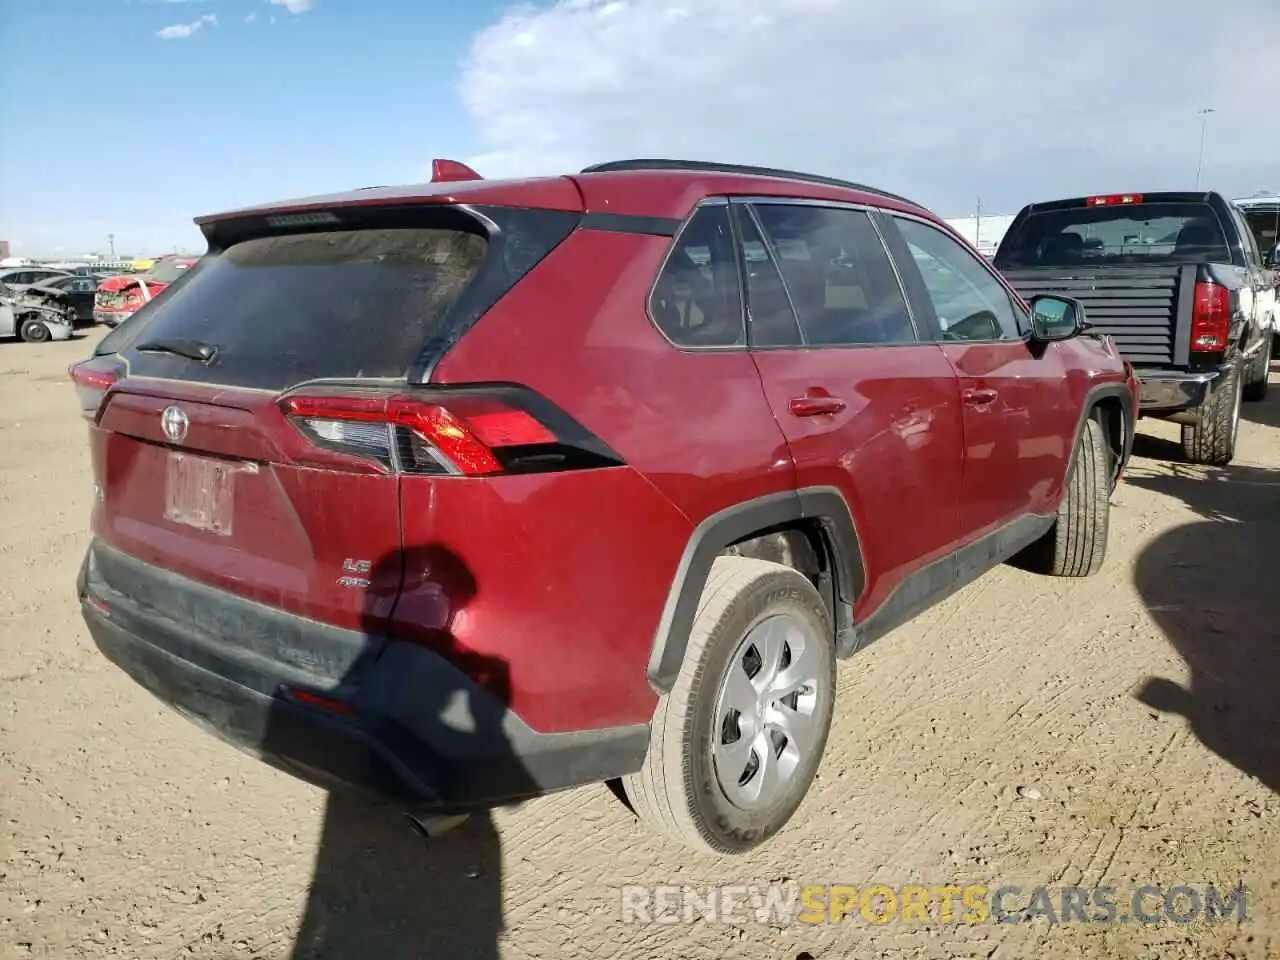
[{"x1": 135, "y1": 337, "x2": 218, "y2": 363}]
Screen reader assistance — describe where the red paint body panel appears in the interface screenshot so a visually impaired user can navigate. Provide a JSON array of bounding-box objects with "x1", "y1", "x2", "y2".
[
  {"x1": 395, "y1": 468, "x2": 689, "y2": 731},
  {"x1": 91, "y1": 382, "x2": 403, "y2": 633},
  {"x1": 749, "y1": 344, "x2": 966, "y2": 619}
]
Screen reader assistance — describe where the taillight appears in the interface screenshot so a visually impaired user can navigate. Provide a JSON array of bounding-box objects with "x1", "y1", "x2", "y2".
[
  {"x1": 68, "y1": 357, "x2": 123, "y2": 420},
  {"x1": 277, "y1": 385, "x2": 619, "y2": 477},
  {"x1": 1190, "y1": 281, "x2": 1232, "y2": 353},
  {"x1": 1087, "y1": 194, "x2": 1144, "y2": 206}
]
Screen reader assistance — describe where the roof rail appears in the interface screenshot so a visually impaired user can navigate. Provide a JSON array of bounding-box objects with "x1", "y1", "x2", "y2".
[{"x1": 579, "y1": 158, "x2": 919, "y2": 208}]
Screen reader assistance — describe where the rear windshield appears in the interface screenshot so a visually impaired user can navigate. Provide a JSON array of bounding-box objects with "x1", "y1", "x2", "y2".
[
  {"x1": 119, "y1": 227, "x2": 488, "y2": 388},
  {"x1": 146, "y1": 258, "x2": 195, "y2": 284},
  {"x1": 995, "y1": 202, "x2": 1231, "y2": 268}
]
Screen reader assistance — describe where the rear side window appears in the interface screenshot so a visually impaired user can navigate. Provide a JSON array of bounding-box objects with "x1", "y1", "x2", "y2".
[
  {"x1": 748, "y1": 203, "x2": 916, "y2": 346},
  {"x1": 121, "y1": 227, "x2": 488, "y2": 388},
  {"x1": 649, "y1": 204, "x2": 746, "y2": 348},
  {"x1": 996, "y1": 202, "x2": 1231, "y2": 267}
]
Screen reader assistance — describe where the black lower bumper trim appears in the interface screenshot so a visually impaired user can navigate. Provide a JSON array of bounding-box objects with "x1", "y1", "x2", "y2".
[{"x1": 79, "y1": 544, "x2": 650, "y2": 813}]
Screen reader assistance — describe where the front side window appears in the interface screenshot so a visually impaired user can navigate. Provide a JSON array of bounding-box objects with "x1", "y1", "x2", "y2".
[
  {"x1": 649, "y1": 204, "x2": 746, "y2": 348},
  {"x1": 893, "y1": 217, "x2": 1022, "y2": 342},
  {"x1": 748, "y1": 203, "x2": 916, "y2": 347}
]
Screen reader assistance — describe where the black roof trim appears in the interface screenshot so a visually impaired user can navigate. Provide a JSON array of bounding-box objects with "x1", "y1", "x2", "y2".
[{"x1": 579, "y1": 159, "x2": 920, "y2": 208}]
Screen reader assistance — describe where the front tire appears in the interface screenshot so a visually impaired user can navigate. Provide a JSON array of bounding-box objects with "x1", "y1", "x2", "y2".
[
  {"x1": 623, "y1": 556, "x2": 835, "y2": 856},
  {"x1": 1181, "y1": 362, "x2": 1242, "y2": 466},
  {"x1": 1244, "y1": 332, "x2": 1272, "y2": 402},
  {"x1": 19, "y1": 316, "x2": 51, "y2": 343},
  {"x1": 1016, "y1": 416, "x2": 1111, "y2": 578}
]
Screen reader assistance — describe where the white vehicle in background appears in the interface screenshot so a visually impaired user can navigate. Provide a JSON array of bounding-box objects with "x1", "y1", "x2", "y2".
[
  {"x1": 1234, "y1": 193, "x2": 1280, "y2": 356},
  {"x1": 0, "y1": 295, "x2": 74, "y2": 343}
]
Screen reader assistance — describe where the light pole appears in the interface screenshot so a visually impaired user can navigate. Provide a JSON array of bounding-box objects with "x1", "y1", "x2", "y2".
[{"x1": 1194, "y1": 108, "x2": 1215, "y2": 189}]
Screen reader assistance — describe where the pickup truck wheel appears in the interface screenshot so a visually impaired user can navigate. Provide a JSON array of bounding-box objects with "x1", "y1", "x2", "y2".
[
  {"x1": 623, "y1": 556, "x2": 835, "y2": 856},
  {"x1": 1181, "y1": 363, "x2": 1241, "y2": 466},
  {"x1": 1243, "y1": 332, "x2": 1272, "y2": 402},
  {"x1": 19, "y1": 316, "x2": 51, "y2": 343},
  {"x1": 1016, "y1": 416, "x2": 1111, "y2": 578}
]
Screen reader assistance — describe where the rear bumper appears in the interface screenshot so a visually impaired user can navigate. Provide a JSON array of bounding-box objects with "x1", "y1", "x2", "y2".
[
  {"x1": 77, "y1": 542, "x2": 649, "y2": 813},
  {"x1": 1136, "y1": 367, "x2": 1227, "y2": 419}
]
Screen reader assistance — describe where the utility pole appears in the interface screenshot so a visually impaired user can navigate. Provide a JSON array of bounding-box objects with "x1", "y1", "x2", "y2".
[
  {"x1": 1194, "y1": 108, "x2": 1215, "y2": 189},
  {"x1": 975, "y1": 197, "x2": 983, "y2": 250},
  {"x1": 107, "y1": 233, "x2": 116, "y2": 259}
]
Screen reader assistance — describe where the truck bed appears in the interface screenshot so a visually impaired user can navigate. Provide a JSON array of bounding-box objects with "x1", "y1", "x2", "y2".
[{"x1": 1001, "y1": 264, "x2": 1190, "y2": 367}]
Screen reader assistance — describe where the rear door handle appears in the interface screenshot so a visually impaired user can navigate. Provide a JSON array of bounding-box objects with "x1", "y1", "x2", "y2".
[
  {"x1": 789, "y1": 394, "x2": 847, "y2": 417},
  {"x1": 962, "y1": 387, "x2": 999, "y2": 407}
]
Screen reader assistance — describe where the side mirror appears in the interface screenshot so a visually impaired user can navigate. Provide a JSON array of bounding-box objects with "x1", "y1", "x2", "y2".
[{"x1": 1028, "y1": 294, "x2": 1085, "y2": 342}]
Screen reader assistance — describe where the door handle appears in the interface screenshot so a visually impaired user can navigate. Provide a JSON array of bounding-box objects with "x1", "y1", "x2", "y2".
[
  {"x1": 789, "y1": 394, "x2": 847, "y2": 417},
  {"x1": 962, "y1": 387, "x2": 999, "y2": 407}
]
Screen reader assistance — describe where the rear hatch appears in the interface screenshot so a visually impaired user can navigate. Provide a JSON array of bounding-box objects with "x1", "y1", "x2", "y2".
[
  {"x1": 76, "y1": 198, "x2": 581, "y2": 635},
  {"x1": 994, "y1": 194, "x2": 1234, "y2": 368}
]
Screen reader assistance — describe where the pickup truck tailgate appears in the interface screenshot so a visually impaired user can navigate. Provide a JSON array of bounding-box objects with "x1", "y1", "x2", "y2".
[{"x1": 1002, "y1": 264, "x2": 1187, "y2": 366}]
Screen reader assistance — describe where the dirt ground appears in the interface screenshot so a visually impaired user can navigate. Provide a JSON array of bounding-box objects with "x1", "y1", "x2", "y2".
[{"x1": 2, "y1": 327, "x2": 1279, "y2": 960}]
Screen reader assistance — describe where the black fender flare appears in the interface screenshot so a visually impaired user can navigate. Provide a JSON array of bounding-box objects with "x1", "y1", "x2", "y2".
[
  {"x1": 646, "y1": 486, "x2": 865, "y2": 693},
  {"x1": 1068, "y1": 381, "x2": 1135, "y2": 483}
]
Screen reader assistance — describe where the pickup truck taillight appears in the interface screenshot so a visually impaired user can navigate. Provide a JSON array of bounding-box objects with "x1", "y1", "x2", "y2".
[{"x1": 1190, "y1": 281, "x2": 1231, "y2": 352}]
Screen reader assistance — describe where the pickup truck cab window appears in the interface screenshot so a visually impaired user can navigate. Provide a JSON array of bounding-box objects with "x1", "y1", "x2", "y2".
[
  {"x1": 892, "y1": 216, "x2": 1022, "y2": 342},
  {"x1": 996, "y1": 201, "x2": 1233, "y2": 267}
]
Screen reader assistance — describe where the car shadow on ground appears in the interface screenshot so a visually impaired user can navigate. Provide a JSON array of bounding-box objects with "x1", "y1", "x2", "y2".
[
  {"x1": 1241, "y1": 363, "x2": 1280, "y2": 429},
  {"x1": 1125, "y1": 462, "x2": 1280, "y2": 793},
  {"x1": 263, "y1": 547, "x2": 528, "y2": 959}
]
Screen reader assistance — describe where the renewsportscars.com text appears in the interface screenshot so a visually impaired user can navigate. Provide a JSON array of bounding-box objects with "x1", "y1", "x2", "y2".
[{"x1": 619, "y1": 882, "x2": 1247, "y2": 926}]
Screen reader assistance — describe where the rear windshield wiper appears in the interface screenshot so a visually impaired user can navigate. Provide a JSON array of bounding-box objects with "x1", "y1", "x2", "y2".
[{"x1": 135, "y1": 337, "x2": 218, "y2": 363}]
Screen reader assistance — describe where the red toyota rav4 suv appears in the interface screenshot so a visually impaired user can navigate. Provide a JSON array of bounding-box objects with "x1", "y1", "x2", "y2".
[{"x1": 72, "y1": 158, "x2": 1138, "y2": 856}]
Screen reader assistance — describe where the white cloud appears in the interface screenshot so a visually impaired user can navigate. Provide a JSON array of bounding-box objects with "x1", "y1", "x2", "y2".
[
  {"x1": 459, "y1": 0, "x2": 1280, "y2": 214},
  {"x1": 269, "y1": 0, "x2": 314, "y2": 13},
  {"x1": 245, "y1": 11, "x2": 257, "y2": 21},
  {"x1": 156, "y1": 12, "x2": 217, "y2": 38}
]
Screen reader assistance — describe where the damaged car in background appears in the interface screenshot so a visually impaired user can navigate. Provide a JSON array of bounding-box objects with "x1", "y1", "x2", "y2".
[
  {"x1": 93, "y1": 255, "x2": 198, "y2": 327},
  {"x1": 1, "y1": 292, "x2": 74, "y2": 343},
  {"x1": 6, "y1": 274, "x2": 100, "y2": 327}
]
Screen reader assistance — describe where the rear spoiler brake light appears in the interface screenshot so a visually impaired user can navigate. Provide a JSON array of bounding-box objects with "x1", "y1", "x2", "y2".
[{"x1": 1087, "y1": 194, "x2": 1144, "y2": 206}]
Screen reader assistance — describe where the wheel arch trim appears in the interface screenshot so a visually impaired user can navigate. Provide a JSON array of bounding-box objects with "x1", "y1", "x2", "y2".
[{"x1": 646, "y1": 486, "x2": 865, "y2": 693}]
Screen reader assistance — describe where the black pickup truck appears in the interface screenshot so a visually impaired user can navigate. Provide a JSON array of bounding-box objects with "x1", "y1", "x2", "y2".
[{"x1": 994, "y1": 191, "x2": 1277, "y2": 466}]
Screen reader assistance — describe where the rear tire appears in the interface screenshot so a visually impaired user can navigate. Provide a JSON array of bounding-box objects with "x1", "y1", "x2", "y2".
[
  {"x1": 623, "y1": 556, "x2": 835, "y2": 856},
  {"x1": 1016, "y1": 416, "x2": 1111, "y2": 578},
  {"x1": 1244, "y1": 332, "x2": 1272, "y2": 402},
  {"x1": 1181, "y1": 363, "x2": 1241, "y2": 466},
  {"x1": 19, "y1": 316, "x2": 51, "y2": 343}
]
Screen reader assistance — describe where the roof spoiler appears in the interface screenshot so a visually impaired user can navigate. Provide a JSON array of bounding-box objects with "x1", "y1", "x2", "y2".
[{"x1": 431, "y1": 158, "x2": 483, "y2": 183}]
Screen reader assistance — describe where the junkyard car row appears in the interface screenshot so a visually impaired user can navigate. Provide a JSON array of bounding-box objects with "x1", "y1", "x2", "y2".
[
  {"x1": 62, "y1": 159, "x2": 1277, "y2": 856},
  {"x1": 0, "y1": 255, "x2": 197, "y2": 343}
]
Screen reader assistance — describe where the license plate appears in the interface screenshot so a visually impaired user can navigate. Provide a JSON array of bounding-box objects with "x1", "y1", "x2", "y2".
[{"x1": 164, "y1": 452, "x2": 235, "y2": 536}]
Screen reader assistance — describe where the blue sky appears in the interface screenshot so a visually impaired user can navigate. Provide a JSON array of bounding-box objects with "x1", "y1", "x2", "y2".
[
  {"x1": 2, "y1": 0, "x2": 1279, "y2": 258},
  {"x1": 0, "y1": 0, "x2": 500, "y2": 256}
]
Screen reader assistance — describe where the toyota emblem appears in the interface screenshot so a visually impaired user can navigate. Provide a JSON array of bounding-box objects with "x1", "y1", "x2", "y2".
[{"x1": 161, "y1": 405, "x2": 189, "y2": 444}]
